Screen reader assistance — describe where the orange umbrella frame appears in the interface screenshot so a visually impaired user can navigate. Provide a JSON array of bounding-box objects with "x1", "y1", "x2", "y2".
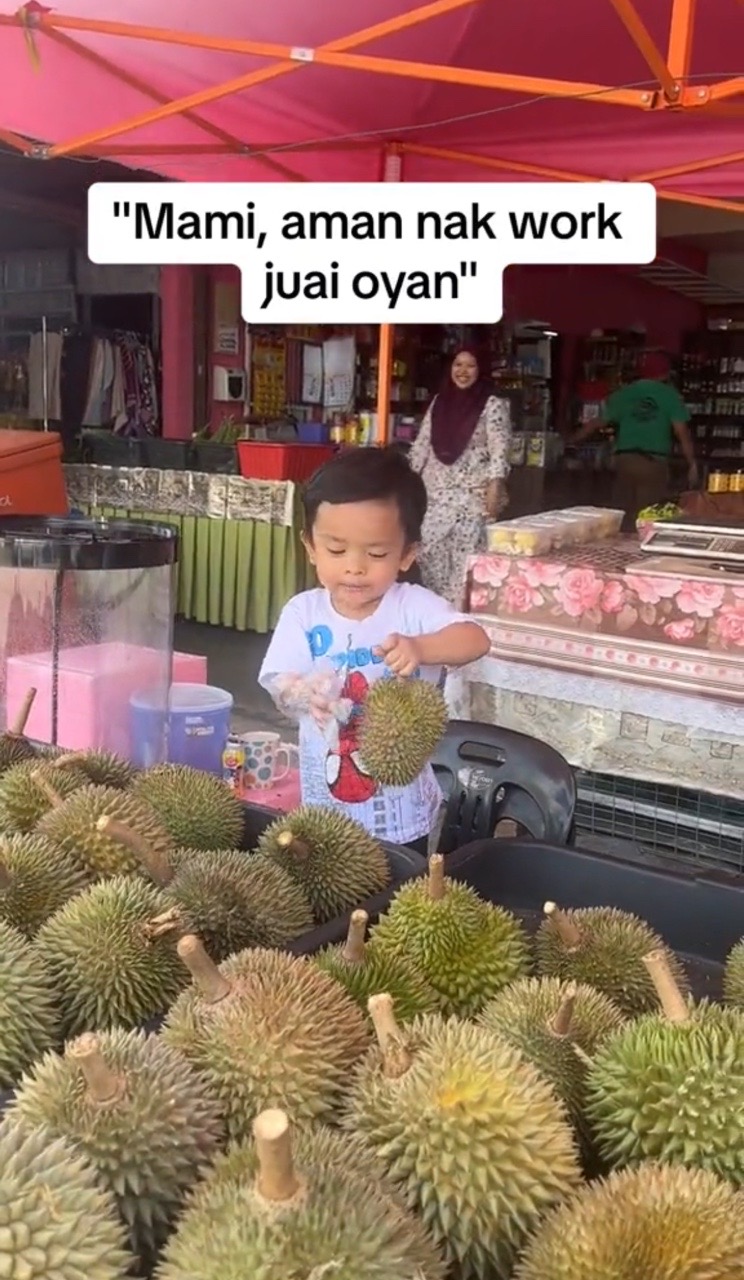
[{"x1": 0, "y1": 0, "x2": 740, "y2": 437}]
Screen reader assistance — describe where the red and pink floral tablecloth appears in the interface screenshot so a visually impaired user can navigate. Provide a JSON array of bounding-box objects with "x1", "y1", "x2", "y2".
[{"x1": 467, "y1": 538, "x2": 744, "y2": 701}]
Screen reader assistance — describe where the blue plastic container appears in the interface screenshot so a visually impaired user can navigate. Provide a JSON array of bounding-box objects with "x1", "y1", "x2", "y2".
[
  {"x1": 297, "y1": 421, "x2": 329, "y2": 444},
  {"x1": 130, "y1": 683, "x2": 233, "y2": 774}
]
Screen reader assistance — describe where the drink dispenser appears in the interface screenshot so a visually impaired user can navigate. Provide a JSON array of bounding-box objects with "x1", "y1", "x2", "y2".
[{"x1": 0, "y1": 516, "x2": 178, "y2": 763}]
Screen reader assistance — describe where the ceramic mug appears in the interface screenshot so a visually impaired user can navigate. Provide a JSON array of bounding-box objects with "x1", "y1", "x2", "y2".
[{"x1": 240, "y1": 731, "x2": 296, "y2": 790}]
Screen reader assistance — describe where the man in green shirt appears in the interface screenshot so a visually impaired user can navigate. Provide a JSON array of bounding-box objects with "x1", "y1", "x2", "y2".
[{"x1": 572, "y1": 352, "x2": 698, "y2": 529}]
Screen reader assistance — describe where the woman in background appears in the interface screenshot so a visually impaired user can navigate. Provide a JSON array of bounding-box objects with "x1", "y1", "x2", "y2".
[{"x1": 410, "y1": 347, "x2": 512, "y2": 606}]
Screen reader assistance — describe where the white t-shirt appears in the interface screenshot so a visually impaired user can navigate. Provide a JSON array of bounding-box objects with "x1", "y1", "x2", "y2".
[{"x1": 258, "y1": 582, "x2": 466, "y2": 845}]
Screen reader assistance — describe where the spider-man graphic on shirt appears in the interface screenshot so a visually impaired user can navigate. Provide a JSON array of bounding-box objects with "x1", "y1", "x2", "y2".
[{"x1": 325, "y1": 669, "x2": 378, "y2": 804}]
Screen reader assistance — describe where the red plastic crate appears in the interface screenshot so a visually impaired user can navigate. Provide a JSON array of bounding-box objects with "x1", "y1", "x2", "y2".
[{"x1": 237, "y1": 441, "x2": 335, "y2": 483}]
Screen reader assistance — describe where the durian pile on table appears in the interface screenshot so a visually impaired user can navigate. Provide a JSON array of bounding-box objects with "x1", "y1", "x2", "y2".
[{"x1": 0, "y1": 688, "x2": 743, "y2": 1278}]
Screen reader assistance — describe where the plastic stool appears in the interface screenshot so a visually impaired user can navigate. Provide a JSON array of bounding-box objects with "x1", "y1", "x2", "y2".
[{"x1": 431, "y1": 720, "x2": 576, "y2": 853}]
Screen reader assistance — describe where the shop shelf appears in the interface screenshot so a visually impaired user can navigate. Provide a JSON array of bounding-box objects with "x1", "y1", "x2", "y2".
[
  {"x1": 444, "y1": 836, "x2": 743, "y2": 1000},
  {"x1": 237, "y1": 440, "x2": 334, "y2": 483}
]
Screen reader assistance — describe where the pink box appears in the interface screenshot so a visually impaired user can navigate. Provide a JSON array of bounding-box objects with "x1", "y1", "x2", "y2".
[{"x1": 5, "y1": 643, "x2": 207, "y2": 756}]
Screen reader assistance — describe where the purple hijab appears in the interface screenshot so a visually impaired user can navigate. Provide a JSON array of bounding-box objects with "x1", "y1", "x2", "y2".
[{"x1": 430, "y1": 348, "x2": 493, "y2": 466}]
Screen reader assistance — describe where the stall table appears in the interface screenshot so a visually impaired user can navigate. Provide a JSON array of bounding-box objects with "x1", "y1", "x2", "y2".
[
  {"x1": 453, "y1": 536, "x2": 744, "y2": 798},
  {"x1": 64, "y1": 464, "x2": 314, "y2": 634}
]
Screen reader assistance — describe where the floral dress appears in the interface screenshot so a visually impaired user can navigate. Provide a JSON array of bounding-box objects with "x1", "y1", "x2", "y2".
[{"x1": 409, "y1": 394, "x2": 512, "y2": 606}]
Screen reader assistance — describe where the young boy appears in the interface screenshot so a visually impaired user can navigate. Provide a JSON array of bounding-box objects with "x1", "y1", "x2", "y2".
[{"x1": 258, "y1": 446, "x2": 490, "y2": 851}]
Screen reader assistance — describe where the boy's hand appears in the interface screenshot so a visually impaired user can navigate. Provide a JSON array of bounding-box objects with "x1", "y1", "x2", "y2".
[{"x1": 377, "y1": 633, "x2": 422, "y2": 678}]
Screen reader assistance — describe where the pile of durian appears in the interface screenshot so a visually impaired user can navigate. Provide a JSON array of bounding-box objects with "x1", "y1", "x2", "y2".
[{"x1": 1, "y1": 701, "x2": 743, "y2": 1279}]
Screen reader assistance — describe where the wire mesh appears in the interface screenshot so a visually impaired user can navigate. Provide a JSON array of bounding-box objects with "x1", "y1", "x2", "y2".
[{"x1": 575, "y1": 770, "x2": 744, "y2": 876}]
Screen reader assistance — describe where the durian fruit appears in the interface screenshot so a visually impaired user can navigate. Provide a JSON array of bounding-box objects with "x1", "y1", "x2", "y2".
[
  {"x1": 9, "y1": 1028, "x2": 223, "y2": 1259},
  {"x1": 479, "y1": 977, "x2": 626, "y2": 1151},
  {"x1": 535, "y1": 899, "x2": 690, "y2": 1017},
  {"x1": 0, "y1": 686, "x2": 38, "y2": 774},
  {"x1": 53, "y1": 748, "x2": 137, "y2": 790},
  {"x1": 132, "y1": 762, "x2": 244, "y2": 851},
  {"x1": 0, "y1": 758, "x2": 89, "y2": 832},
  {"x1": 586, "y1": 948, "x2": 744, "y2": 1185},
  {"x1": 0, "y1": 919, "x2": 60, "y2": 1088},
  {"x1": 0, "y1": 1119, "x2": 134, "y2": 1279},
  {"x1": 344, "y1": 993, "x2": 582, "y2": 1279},
  {"x1": 156, "y1": 849, "x2": 314, "y2": 961},
  {"x1": 157, "y1": 1107, "x2": 447, "y2": 1280},
  {"x1": 359, "y1": 676, "x2": 448, "y2": 787},
  {"x1": 723, "y1": 937, "x2": 744, "y2": 1006},
  {"x1": 38, "y1": 784, "x2": 175, "y2": 881},
  {"x1": 257, "y1": 804, "x2": 391, "y2": 923},
  {"x1": 161, "y1": 935, "x2": 371, "y2": 1141},
  {"x1": 0, "y1": 830, "x2": 90, "y2": 935},
  {"x1": 313, "y1": 908, "x2": 439, "y2": 1022},
  {"x1": 370, "y1": 854, "x2": 530, "y2": 1017},
  {"x1": 33, "y1": 874, "x2": 187, "y2": 1035},
  {"x1": 515, "y1": 1162, "x2": 744, "y2": 1280}
]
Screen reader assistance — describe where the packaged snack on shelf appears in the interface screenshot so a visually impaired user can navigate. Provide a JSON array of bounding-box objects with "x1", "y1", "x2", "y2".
[{"x1": 486, "y1": 518, "x2": 555, "y2": 556}]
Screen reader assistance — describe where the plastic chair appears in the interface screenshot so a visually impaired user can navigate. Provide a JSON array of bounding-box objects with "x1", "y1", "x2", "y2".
[{"x1": 431, "y1": 720, "x2": 577, "y2": 853}]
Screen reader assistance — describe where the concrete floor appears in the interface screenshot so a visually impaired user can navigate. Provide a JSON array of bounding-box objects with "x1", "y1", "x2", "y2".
[{"x1": 173, "y1": 619, "x2": 293, "y2": 738}]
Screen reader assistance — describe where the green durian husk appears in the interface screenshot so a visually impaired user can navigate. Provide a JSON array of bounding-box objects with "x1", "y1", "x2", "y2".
[
  {"x1": 38, "y1": 783, "x2": 175, "y2": 881},
  {"x1": 723, "y1": 937, "x2": 744, "y2": 1007},
  {"x1": 131, "y1": 763, "x2": 244, "y2": 851},
  {"x1": 0, "y1": 830, "x2": 90, "y2": 936},
  {"x1": 0, "y1": 919, "x2": 60, "y2": 1088},
  {"x1": 313, "y1": 909, "x2": 439, "y2": 1023},
  {"x1": 359, "y1": 676, "x2": 448, "y2": 786},
  {"x1": 0, "y1": 758, "x2": 89, "y2": 833}
]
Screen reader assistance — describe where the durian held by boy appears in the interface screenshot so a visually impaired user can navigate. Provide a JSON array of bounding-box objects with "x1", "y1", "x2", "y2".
[{"x1": 259, "y1": 446, "x2": 489, "y2": 852}]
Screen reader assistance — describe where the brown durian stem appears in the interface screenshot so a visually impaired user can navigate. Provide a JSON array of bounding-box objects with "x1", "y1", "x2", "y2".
[
  {"x1": 643, "y1": 948, "x2": 690, "y2": 1023},
  {"x1": 0, "y1": 863, "x2": 11, "y2": 891},
  {"x1": 253, "y1": 1109, "x2": 302, "y2": 1203},
  {"x1": 368, "y1": 993, "x2": 412, "y2": 1078},
  {"x1": 96, "y1": 816, "x2": 173, "y2": 886},
  {"x1": 53, "y1": 752, "x2": 88, "y2": 771},
  {"x1": 276, "y1": 830, "x2": 311, "y2": 861},
  {"x1": 8, "y1": 687, "x2": 36, "y2": 737},
  {"x1": 31, "y1": 771, "x2": 64, "y2": 809},
  {"x1": 143, "y1": 907, "x2": 185, "y2": 939},
  {"x1": 549, "y1": 983, "x2": 578, "y2": 1037},
  {"x1": 69, "y1": 1033, "x2": 125, "y2": 1105},
  {"x1": 343, "y1": 910, "x2": 368, "y2": 964},
  {"x1": 428, "y1": 853, "x2": 446, "y2": 901},
  {"x1": 177, "y1": 934, "x2": 232, "y2": 1003},
  {"x1": 544, "y1": 901, "x2": 582, "y2": 951}
]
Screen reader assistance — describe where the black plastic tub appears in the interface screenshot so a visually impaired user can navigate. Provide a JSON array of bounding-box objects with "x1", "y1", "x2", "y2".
[
  {"x1": 191, "y1": 442, "x2": 238, "y2": 474},
  {"x1": 81, "y1": 430, "x2": 143, "y2": 467},
  {"x1": 241, "y1": 801, "x2": 426, "y2": 952},
  {"x1": 141, "y1": 438, "x2": 192, "y2": 470},
  {"x1": 445, "y1": 837, "x2": 744, "y2": 1001}
]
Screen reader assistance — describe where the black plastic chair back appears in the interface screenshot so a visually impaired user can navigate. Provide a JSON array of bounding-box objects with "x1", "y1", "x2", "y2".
[{"x1": 431, "y1": 720, "x2": 576, "y2": 852}]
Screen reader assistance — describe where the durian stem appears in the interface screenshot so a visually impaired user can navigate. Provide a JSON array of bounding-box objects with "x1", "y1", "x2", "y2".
[
  {"x1": 643, "y1": 949, "x2": 690, "y2": 1023},
  {"x1": 53, "y1": 752, "x2": 87, "y2": 771},
  {"x1": 96, "y1": 816, "x2": 173, "y2": 887},
  {"x1": 31, "y1": 770, "x2": 64, "y2": 809},
  {"x1": 253, "y1": 1109, "x2": 302, "y2": 1203},
  {"x1": 177, "y1": 934, "x2": 232, "y2": 1003},
  {"x1": 276, "y1": 831, "x2": 311, "y2": 861},
  {"x1": 544, "y1": 901, "x2": 583, "y2": 951},
  {"x1": 549, "y1": 983, "x2": 578, "y2": 1037},
  {"x1": 8, "y1": 687, "x2": 36, "y2": 737},
  {"x1": 69, "y1": 1033, "x2": 125, "y2": 1105},
  {"x1": 343, "y1": 910, "x2": 368, "y2": 964},
  {"x1": 428, "y1": 853, "x2": 446, "y2": 901},
  {"x1": 143, "y1": 907, "x2": 185, "y2": 939},
  {"x1": 368, "y1": 993, "x2": 412, "y2": 1078},
  {"x1": 0, "y1": 863, "x2": 11, "y2": 891}
]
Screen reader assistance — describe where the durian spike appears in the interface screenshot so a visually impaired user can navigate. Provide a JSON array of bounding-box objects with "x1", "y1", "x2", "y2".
[
  {"x1": 276, "y1": 829, "x2": 311, "y2": 861},
  {"x1": 643, "y1": 948, "x2": 690, "y2": 1023},
  {"x1": 177, "y1": 933, "x2": 232, "y2": 1004},
  {"x1": 343, "y1": 910, "x2": 369, "y2": 964},
  {"x1": 8, "y1": 687, "x2": 36, "y2": 737},
  {"x1": 30, "y1": 769, "x2": 64, "y2": 810},
  {"x1": 367, "y1": 993, "x2": 412, "y2": 1079},
  {"x1": 68, "y1": 1032, "x2": 125, "y2": 1105},
  {"x1": 571, "y1": 1042, "x2": 595, "y2": 1069},
  {"x1": 253, "y1": 1109, "x2": 302, "y2": 1204},
  {"x1": 544, "y1": 901, "x2": 583, "y2": 951},
  {"x1": 549, "y1": 982, "x2": 578, "y2": 1037},
  {"x1": 428, "y1": 853, "x2": 446, "y2": 901},
  {"x1": 96, "y1": 816, "x2": 173, "y2": 887},
  {"x1": 0, "y1": 862, "x2": 11, "y2": 891}
]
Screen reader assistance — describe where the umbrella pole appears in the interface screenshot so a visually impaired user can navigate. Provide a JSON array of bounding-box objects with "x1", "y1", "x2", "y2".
[{"x1": 376, "y1": 145, "x2": 401, "y2": 446}]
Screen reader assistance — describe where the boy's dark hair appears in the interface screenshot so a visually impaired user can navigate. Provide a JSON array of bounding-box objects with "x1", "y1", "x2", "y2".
[{"x1": 302, "y1": 446, "x2": 427, "y2": 546}]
